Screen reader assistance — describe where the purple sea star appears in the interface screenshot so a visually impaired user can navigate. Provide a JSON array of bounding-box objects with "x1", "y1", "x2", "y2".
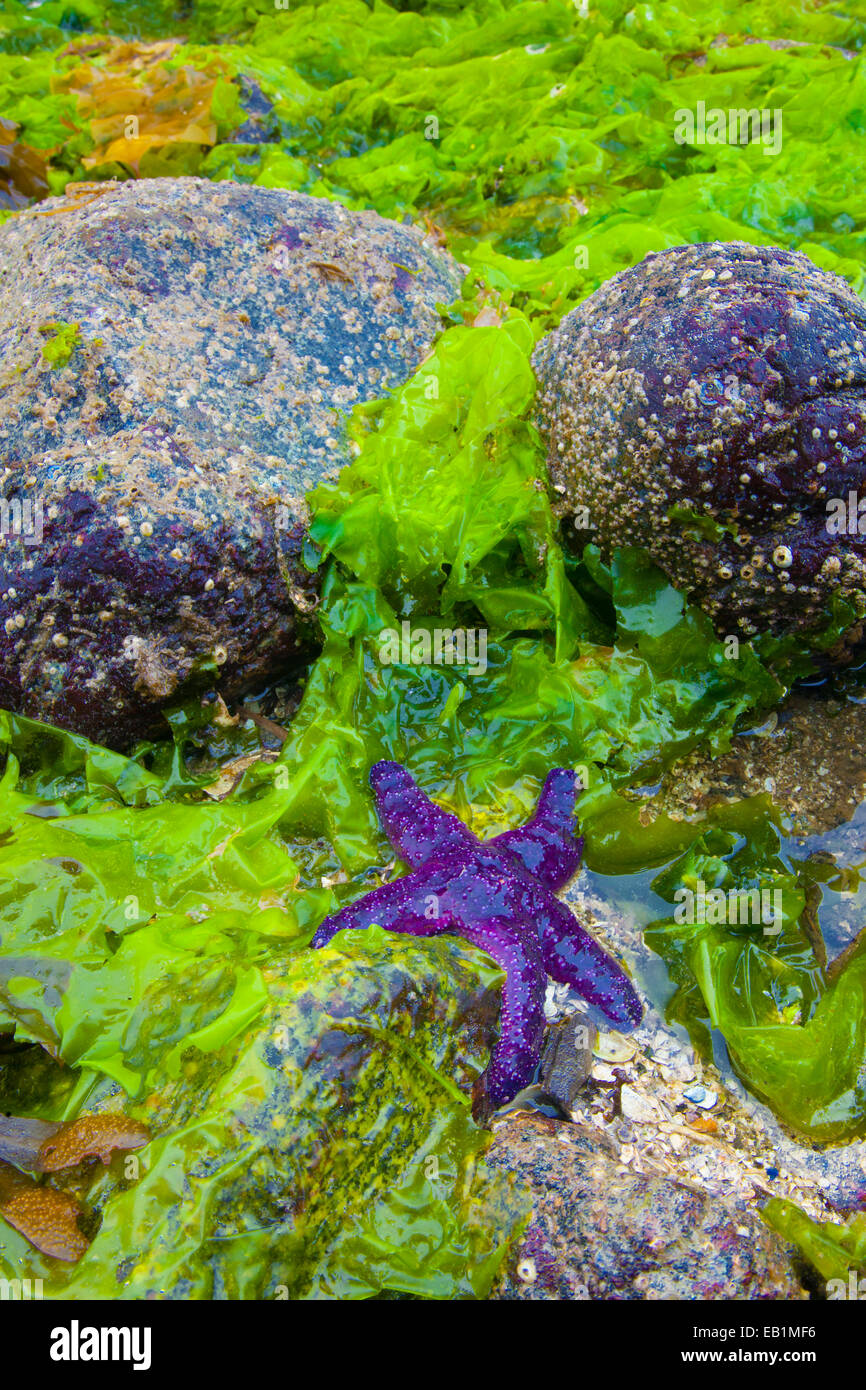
[{"x1": 312, "y1": 762, "x2": 642, "y2": 1118}]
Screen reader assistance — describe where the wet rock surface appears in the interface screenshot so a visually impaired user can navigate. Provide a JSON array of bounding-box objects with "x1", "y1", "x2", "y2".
[
  {"x1": 487, "y1": 1111, "x2": 804, "y2": 1300},
  {"x1": 533, "y1": 241, "x2": 866, "y2": 654},
  {"x1": 0, "y1": 177, "x2": 461, "y2": 747},
  {"x1": 656, "y1": 687, "x2": 866, "y2": 836},
  {"x1": 4, "y1": 930, "x2": 514, "y2": 1298},
  {"x1": 536, "y1": 1012, "x2": 595, "y2": 1113},
  {"x1": 653, "y1": 682, "x2": 866, "y2": 968}
]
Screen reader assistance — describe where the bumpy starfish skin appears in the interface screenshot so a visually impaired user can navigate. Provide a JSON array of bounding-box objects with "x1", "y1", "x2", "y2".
[{"x1": 312, "y1": 762, "x2": 642, "y2": 1113}]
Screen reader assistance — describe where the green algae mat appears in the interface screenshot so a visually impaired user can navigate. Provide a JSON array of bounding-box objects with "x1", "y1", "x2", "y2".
[{"x1": 1, "y1": 0, "x2": 866, "y2": 1297}]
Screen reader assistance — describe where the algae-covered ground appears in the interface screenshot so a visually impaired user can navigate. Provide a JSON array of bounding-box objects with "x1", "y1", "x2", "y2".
[{"x1": 2, "y1": 0, "x2": 866, "y2": 1297}]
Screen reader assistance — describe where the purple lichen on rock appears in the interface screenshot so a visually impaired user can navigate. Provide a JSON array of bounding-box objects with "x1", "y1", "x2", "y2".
[
  {"x1": 0, "y1": 176, "x2": 462, "y2": 746},
  {"x1": 533, "y1": 242, "x2": 866, "y2": 656}
]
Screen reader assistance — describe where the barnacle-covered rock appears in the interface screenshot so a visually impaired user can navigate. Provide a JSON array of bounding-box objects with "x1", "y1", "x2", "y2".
[
  {"x1": 488, "y1": 1112, "x2": 803, "y2": 1301},
  {"x1": 0, "y1": 177, "x2": 462, "y2": 747},
  {"x1": 533, "y1": 242, "x2": 866, "y2": 658}
]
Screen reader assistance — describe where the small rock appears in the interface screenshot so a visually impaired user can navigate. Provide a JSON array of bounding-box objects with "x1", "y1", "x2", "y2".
[
  {"x1": 660, "y1": 1063, "x2": 695, "y2": 1083},
  {"x1": 538, "y1": 1013, "x2": 595, "y2": 1111},
  {"x1": 684, "y1": 1083, "x2": 719, "y2": 1109},
  {"x1": 592, "y1": 1062, "x2": 618, "y2": 1083},
  {"x1": 488, "y1": 1113, "x2": 805, "y2": 1301},
  {"x1": 620, "y1": 1085, "x2": 662, "y2": 1124}
]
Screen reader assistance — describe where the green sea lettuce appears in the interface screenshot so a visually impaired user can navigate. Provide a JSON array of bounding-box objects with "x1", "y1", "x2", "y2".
[
  {"x1": 762, "y1": 1200, "x2": 866, "y2": 1288},
  {"x1": 1, "y1": 0, "x2": 864, "y2": 317},
  {"x1": 642, "y1": 796, "x2": 866, "y2": 1143}
]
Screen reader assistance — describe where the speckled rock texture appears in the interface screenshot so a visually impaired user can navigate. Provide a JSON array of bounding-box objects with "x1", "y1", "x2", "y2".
[
  {"x1": 487, "y1": 1112, "x2": 804, "y2": 1301},
  {"x1": 0, "y1": 177, "x2": 462, "y2": 747},
  {"x1": 533, "y1": 242, "x2": 866, "y2": 654}
]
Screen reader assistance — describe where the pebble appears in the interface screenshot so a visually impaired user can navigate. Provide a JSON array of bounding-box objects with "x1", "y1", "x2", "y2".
[
  {"x1": 683, "y1": 1083, "x2": 719, "y2": 1110},
  {"x1": 620, "y1": 1085, "x2": 662, "y2": 1124},
  {"x1": 592, "y1": 1062, "x2": 618, "y2": 1083}
]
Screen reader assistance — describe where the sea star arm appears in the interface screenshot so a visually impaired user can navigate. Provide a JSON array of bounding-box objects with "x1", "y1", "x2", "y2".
[
  {"x1": 532, "y1": 888, "x2": 642, "y2": 1029},
  {"x1": 369, "y1": 760, "x2": 476, "y2": 868},
  {"x1": 491, "y1": 768, "x2": 583, "y2": 891},
  {"x1": 311, "y1": 865, "x2": 445, "y2": 948},
  {"x1": 455, "y1": 915, "x2": 546, "y2": 1115}
]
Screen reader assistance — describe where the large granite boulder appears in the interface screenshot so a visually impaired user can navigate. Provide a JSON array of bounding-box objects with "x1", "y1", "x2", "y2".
[{"x1": 0, "y1": 177, "x2": 462, "y2": 747}]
